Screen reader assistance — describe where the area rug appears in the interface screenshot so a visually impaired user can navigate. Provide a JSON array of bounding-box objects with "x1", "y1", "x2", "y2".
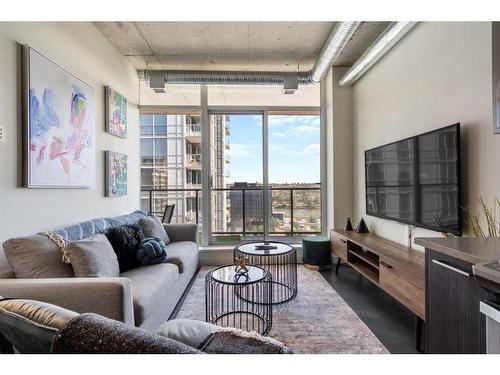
[{"x1": 177, "y1": 266, "x2": 388, "y2": 354}]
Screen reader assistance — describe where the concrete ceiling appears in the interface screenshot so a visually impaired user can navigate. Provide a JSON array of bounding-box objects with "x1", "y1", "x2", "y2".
[{"x1": 94, "y1": 21, "x2": 391, "y2": 72}]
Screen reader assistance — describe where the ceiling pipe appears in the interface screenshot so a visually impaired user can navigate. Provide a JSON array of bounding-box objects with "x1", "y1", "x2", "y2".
[
  {"x1": 137, "y1": 21, "x2": 360, "y2": 88},
  {"x1": 338, "y1": 21, "x2": 417, "y2": 87},
  {"x1": 310, "y1": 21, "x2": 360, "y2": 83}
]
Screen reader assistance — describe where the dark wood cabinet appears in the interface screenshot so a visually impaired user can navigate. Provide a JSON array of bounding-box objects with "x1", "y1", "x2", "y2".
[{"x1": 426, "y1": 249, "x2": 486, "y2": 353}]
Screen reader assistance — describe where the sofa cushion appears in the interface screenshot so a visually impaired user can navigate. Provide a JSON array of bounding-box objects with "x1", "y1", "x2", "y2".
[
  {"x1": 156, "y1": 319, "x2": 216, "y2": 348},
  {"x1": 165, "y1": 241, "x2": 198, "y2": 274},
  {"x1": 3, "y1": 235, "x2": 74, "y2": 278},
  {"x1": 105, "y1": 224, "x2": 145, "y2": 272},
  {"x1": 65, "y1": 234, "x2": 120, "y2": 277},
  {"x1": 121, "y1": 263, "x2": 180, "y2": 327},
  {"x1": 138, "y1": 216, "x2": 170, "y2": 244}
]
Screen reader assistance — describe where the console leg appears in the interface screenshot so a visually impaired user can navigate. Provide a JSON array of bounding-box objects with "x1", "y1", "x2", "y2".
[{"x1": 335, "y1": 258, "x2": 341, "y2": 274}]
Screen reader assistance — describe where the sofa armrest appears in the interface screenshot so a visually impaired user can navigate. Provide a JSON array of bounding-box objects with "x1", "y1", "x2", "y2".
[
  {"x1": 163, "y1": 224, "x2": 198, "y2": 243},
  {"x1": 0, "y1": 277, "x2": 134, "y2": 326}
]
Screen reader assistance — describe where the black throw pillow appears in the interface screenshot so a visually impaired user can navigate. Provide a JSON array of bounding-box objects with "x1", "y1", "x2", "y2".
[{"x1": 105, "y1": 224, "x2": 145, "y2": 272}]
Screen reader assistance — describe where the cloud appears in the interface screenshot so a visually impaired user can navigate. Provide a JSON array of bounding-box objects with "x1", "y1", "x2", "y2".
[
  {"x1": 293, "y1": 125, "x2": 320, "y2": 136},
  {"x1": 230, "y1": 143, "x2": 251, "y2": 157},
  {"x1": 269, "y1": 144, "x2": 286, "y2": 152},
  {"x1": 270, "y1": 131, "x2": 287, "y2": 139},
  {"x1": 301, "y1": 144, "x2": 320, "y2": 154},
  {"x1": 229, "y1": 143, "x2": 262, "y2": 158},
  {"x1": 279, "y1": 143, "x2": 320, "y2": 157}
]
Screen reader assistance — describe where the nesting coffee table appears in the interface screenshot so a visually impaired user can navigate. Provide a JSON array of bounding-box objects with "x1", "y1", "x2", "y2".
[
  {"x1": 205, "y1": 265, "x2": 273, "y2": 335},
  {"x1": 234, "y1": 241, "x2": 297, "y2": 304}
]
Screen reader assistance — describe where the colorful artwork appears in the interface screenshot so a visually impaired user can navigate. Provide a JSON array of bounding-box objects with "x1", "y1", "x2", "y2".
[
  {"x1": 105, "y1": 151, "x2": 127, "y2": 197},
  {"x1": 105, "y1": 86, "x2": 127, "y2": 138},
  {"x1": 24, "y1": 46, "x2": 95, "y2": 188}
]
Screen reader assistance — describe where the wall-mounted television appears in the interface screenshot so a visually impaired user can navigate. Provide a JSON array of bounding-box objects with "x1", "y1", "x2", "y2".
[{"x1": 365, "y1": 123, "x2": 462, "y2": 236}]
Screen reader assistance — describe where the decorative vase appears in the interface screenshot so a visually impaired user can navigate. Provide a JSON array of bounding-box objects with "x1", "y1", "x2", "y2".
[
  {"x1": 344, "y1": 217, "x2": 354, "y2": 231},
  {"x1": 355, "y1": 218, "x2": 369, "y2": 233}
]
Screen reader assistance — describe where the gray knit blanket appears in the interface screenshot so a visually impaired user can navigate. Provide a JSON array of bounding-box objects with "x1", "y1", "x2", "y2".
[{"x1": 51, "y1": 314, "x2": 201, "y2": 354}]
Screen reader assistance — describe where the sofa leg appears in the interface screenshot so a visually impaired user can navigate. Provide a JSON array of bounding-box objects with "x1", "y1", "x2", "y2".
[{"x1": 0, "y1": 331, "x2": 14, "y2": 354}]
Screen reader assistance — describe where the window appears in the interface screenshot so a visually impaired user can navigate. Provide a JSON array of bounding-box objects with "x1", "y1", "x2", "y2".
[
  {"x1": 140, "y1": 86, "x2": 321, "y2": 245},
  {"x1": 140, "y1": 112, "x2": 202, "y2": 234}
]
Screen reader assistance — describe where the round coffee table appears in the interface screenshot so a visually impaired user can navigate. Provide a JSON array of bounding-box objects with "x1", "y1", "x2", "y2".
[
  {"x1": 234, "y1": 241, "x2": 297, "y2": 304},
  {"x1": 205, "y1": 265, "x2": 273, "y2": 335}
]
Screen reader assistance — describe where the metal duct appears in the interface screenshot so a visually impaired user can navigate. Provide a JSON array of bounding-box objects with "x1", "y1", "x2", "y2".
[
  {"x1": 166, "y1": 70, "x2": 311, "y2": 86},
  {"x1": 338, "y1": 22, "x2": 417, "y2": 86},
  {"x1": 310, "y1": 21, "x2": 360, "y2": 83},
  {"x1": 138, "y1": 21, "x2": 361, "y2": 87}
]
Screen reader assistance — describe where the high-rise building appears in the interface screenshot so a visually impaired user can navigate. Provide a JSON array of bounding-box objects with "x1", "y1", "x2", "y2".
[
  {"x1": 140, "y1": 113, "x2": 229, "y2": 233},
  {"x1": 228, "y1": 182, "x2": 264, "y2": 233}
]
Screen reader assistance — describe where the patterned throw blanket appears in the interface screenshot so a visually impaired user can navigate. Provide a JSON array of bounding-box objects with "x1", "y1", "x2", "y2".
[{"x1": 51, "y1": 210, "x2": 148, "y2": 242}]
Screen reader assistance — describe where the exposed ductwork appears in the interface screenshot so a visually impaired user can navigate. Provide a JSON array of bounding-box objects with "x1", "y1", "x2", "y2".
[
  {"x1": 338, "y1": 22, "x2": 417, "y2": 86},
  {"x1": 138, "y1": 21, "x2": 361, "y2": 89}
]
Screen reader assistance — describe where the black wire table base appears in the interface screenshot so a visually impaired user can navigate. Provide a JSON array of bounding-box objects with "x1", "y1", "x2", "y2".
[
  {"x1": 234, "y1": 243, "x2": 298, "y2": 305},
  {"x1": 205, "y1": 269, "x2": 273, "y2": 335}
]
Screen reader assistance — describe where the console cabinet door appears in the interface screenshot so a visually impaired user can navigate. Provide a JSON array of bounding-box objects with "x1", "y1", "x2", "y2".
[{"x1": 426, "y1": 249, "x2": 486, "y2": 353}]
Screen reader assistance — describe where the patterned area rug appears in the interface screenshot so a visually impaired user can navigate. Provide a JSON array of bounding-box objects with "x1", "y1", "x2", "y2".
[{"x1": 177, "y1": 266, "x2": 388, "y2": 354}]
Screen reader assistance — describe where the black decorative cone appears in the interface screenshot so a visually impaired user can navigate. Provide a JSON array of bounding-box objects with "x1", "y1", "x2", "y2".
[
  {"x1": 355, "y1": 218, "x2": 369, "y2": 233},
  {"x1": 344, "y1": 217, "x2": 354, "y2": 231}
]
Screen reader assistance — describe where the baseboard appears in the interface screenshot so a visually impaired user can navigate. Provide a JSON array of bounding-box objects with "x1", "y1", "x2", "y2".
[{"x1": 200, "y1": 248, "x2": 304, "y2": 266}]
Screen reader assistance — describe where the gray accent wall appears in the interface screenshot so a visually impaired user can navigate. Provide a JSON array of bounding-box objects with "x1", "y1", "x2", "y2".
[
  {"x1": 0, "y1": 22, "x2": 140, "y2": 270},
  {"x1": 352, "y1": 22, "x2": 498, "y2": 249}
]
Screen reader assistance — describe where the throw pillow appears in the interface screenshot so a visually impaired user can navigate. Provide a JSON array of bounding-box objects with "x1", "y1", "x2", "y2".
[
  {"x1": 156, "y1": 319, "x2": 217, "y2": 348},
  {"x1": 65, "y1": 234, "x2": 120, "y2": 277},
  {"x1": 104, "y1": 224, "x2": 145, "y2": 272},
  {"x1": 3, "y1": 235, "x2": 74, "y2": 278},
  {"x1": 138, "y1": 216, "x2": 170, "y2": 245},
  {"x1": 136, "y1": 237, "x2": 167, "y2": 266},
  {"x1": 156, "y1": 319, "x2": 292, "y2": 354}
]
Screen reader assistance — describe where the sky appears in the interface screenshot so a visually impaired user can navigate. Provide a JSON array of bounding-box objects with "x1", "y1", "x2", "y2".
[{"x1": 227, "y1": 114, "x2": 320, "y2": 184}]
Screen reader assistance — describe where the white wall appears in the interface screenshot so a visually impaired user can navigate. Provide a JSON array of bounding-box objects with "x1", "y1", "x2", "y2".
[
  {"x1": 0, "y1": 23, "x2": 140, "y2": 255},
  {"x1": 352, "y1": 22, "x2": 499, "y2": 249},
  {"x1": 324, "y1": 67, "x2": 354, "y2": 231}
]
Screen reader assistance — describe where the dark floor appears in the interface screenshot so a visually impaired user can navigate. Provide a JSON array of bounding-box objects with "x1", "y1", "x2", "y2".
[{"x1": 320, "y1": 263, "x2": 419, "y2": 354}]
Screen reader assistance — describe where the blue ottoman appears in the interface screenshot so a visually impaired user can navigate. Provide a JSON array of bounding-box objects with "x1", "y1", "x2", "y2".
[{"x1": 302, "y1": 236, "x2": 331, "y2": 270}]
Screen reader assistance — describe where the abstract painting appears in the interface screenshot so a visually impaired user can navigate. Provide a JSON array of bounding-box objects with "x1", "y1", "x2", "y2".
[
  {"x1": 105, "y1": 86, "x2": 127, "y2": 138},
  {"x1": 105, "y1": 151, "x2": 127, "y2": 197},
  {"x1": 23, "y1": 46, "x2": 95, "y2": 188}
]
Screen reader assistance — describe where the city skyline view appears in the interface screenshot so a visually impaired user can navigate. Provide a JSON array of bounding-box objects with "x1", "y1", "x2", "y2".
[{"x1": 228, "y1": 114, "x2": 320, "y2": 185}]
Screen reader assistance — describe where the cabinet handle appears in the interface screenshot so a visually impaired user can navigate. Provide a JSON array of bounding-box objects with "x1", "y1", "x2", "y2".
[
  {"x1": 432, "y1": 259, "x2": 471, "y2": 277},
  {"x1": 380, "y1": 261, "x2": 393, "y2": 269}
]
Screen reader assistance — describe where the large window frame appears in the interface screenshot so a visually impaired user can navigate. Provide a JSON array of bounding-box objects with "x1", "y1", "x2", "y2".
[{"x1": 140, "y1": 87, "x2": 324, "y2": 246}]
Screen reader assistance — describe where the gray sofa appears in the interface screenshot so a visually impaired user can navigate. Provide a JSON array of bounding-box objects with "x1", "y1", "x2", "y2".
[
  {"x1": 0, "y1": 211, "x2": 199, "y2": 330},
  {"x1": 0, "y1": 298, "x2": 291, "y2": 354}
]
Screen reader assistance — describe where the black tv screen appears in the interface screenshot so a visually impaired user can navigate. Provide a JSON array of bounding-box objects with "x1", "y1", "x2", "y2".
[{"x1": 365, "y1": 123, "x2": 461, "y2": 235}]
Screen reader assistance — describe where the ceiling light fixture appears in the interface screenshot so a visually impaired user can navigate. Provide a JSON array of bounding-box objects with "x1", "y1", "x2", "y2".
[{"x1": 339, "y1": 21, "x2": 417, "y2": 87}]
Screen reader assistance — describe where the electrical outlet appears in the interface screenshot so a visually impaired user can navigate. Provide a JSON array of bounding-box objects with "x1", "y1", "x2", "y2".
[{"x1": 0, "y1": 126, "x2": 4, "y2": 144}]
